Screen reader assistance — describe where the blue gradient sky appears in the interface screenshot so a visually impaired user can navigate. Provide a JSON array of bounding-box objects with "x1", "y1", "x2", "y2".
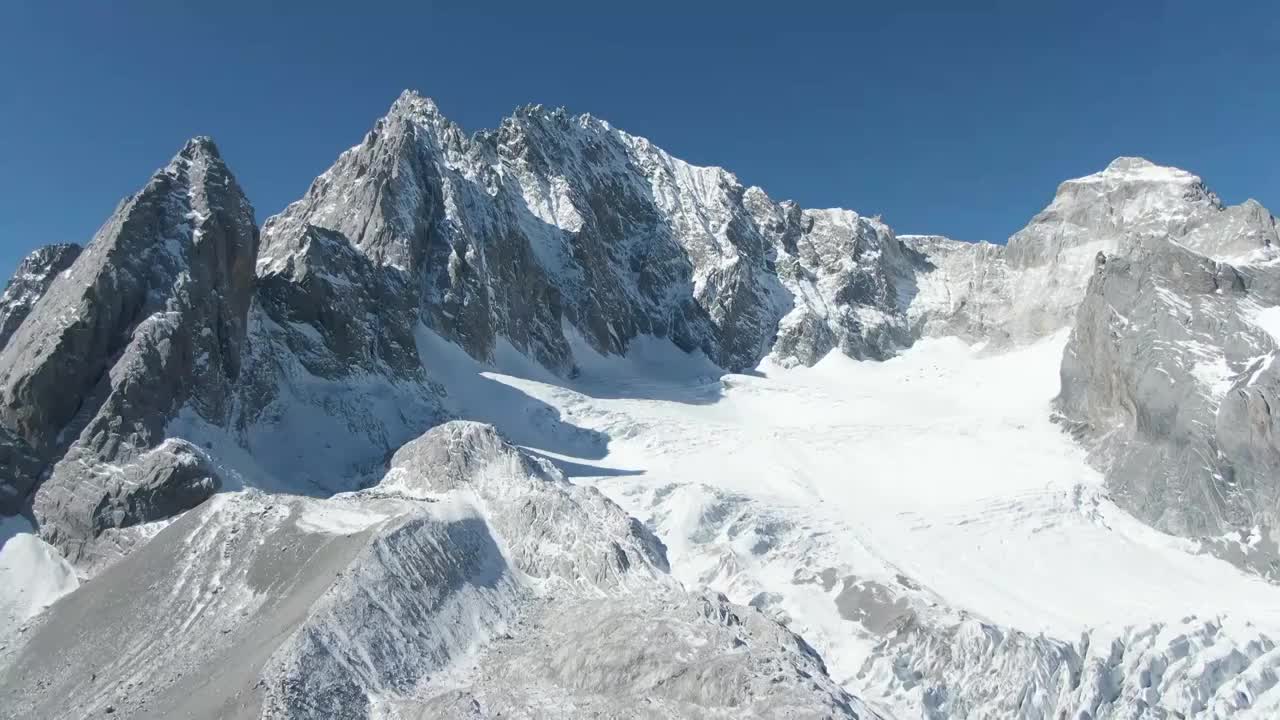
[{"x1": 2, "y1": 1, "x2": 1278, "y2": 279}]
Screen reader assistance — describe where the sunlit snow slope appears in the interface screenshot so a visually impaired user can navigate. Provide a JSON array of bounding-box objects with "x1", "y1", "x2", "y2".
[{"x1": 446, "y1": 330, "x2": 1280, "y2": 717}]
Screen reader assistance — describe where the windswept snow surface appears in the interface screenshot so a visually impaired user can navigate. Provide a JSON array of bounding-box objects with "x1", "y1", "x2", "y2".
[
  {"x1": 447, "y1": 330, "x2": 1280, "y2": 712},
  {"x1": 0, "y1": 515, "x2": 77, "y2": 635}
]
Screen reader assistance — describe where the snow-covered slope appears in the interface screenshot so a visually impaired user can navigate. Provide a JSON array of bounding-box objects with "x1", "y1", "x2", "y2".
[
  {"x1": 2, "y1": 91, "x2": 1280, "y2": 718},
  {"x1": 0, "y1": 423, "x2": 871, "y2": 719},
  {"x1": 0, "y1": 514, "x2": 76, "y2": 642},
  {"x1": 458, "y1": 327, "x2": 1280, "y2": 718}
]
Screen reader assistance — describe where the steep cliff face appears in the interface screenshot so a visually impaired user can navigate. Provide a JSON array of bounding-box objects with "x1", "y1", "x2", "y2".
[
  {"x1": 0, "y1": 243, "x2": 81, "y2": 352},
  {"x1": 905, "y1": 157, "x2": 1278, "y2": 347},
  {"x1": 0, "y1": 138, "x2": 259, "y2": 564},
  {"x1": 5, "y1": 91, "x2": 1280, "y2": 719},
  {"x1": 899, "y1": 158, "x2": 1280, "y2": 555},
  {"x1": 258, "y1": 91, "x2": 920, "y2": 377},
  {"x1": 1056, "y1": 238, "x2": 1280, "y2": 538}
]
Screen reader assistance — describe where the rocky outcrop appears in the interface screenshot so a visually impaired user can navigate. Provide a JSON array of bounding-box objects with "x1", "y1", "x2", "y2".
[
  {"x1": 1056, "y1": 237, "x2": 1280, "y2": 538},
  {"x1": 257, "y1": 91, "x2": 922, "y2": 375},
  {"x1": 906, "y1": 157, "x2": 1280, "y2": 348},
  {"x1": 224, "y1": 220, "x2": 445, "y2": 491},
  {"x1": 4, "y1": 90, "x2": 1280, "y2": 719},
  {"x1": 900, "y1": 234, "x2": 1012, "y2": 343},
  {"x1": 405, "y1": 592, "x2": 873, "y2": 719},
  {"x1": 769, "y1": 208, "x2": 919, "y2": 366},
  {"x1": 0, "y1": 423, "x2": 872, "y2": 719},
  {"x1": 899, "y1": 158, "x2": 1280, "y2": 554},
  {"x1": 0, "y1": 138, "x2": 258, "y2": 560},
  {"x1": 0, "y1": 427, "x2": 43, "y2": 515},
  {"x1": 0, "y1": 243, "x2": 81, "y2": 352},
  {"x1": 383, "y1": 421, "x2": 670, "y2": 587}
]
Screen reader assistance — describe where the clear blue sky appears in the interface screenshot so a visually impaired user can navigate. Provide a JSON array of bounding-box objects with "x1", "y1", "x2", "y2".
[{"x1": 2, "y1": 2, "x2": 1278, "y2": 279}]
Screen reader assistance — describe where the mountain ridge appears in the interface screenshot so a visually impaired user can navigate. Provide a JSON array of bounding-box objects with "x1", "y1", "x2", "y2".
[{"x1": 2, "y1": 90, "x2": 1280, "y2": 718}]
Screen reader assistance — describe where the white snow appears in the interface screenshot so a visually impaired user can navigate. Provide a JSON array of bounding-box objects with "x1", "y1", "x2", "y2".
[
  {"x1": 440, "y1": 330, "x2": 1280, "y2": 701},
  {"x1": 1069, "y1": 157, "x2": 1202, "y2": 188},
  {"x1": 294, "y1": 501, "x2": 394, "y2": 534},
  {"x1": 1250, "y1": 305, "x2": 1280, "y2": 345},
  {"x1": 0, "y1": 515, "x2": 78, "y2": 632}
]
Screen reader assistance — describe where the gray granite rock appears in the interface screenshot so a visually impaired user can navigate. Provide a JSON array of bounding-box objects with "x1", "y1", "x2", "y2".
[
  {"x1": 258, "y1": 91, "x2": 918, "y2": 375},
  {"x1": 0, "y1": 426, "x2": 43, "y2": 515},
  {"x1": 0, "y1": 243, "x2": 81, "y2": 352},
  {"x1": 0, "y1": 138, "x2": 257, "y2": 558},
  {"x1": 1056, "y1": 237, "x2": 1280, "y2": 537},
  {"x1": 905, "y1": 157, "x2": 1279, "y2": 348}
]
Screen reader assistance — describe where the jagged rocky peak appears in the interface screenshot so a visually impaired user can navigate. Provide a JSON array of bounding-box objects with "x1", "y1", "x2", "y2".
[
  {"x1": 1007, "y1": 155, "x2": 1216, "y2": 267},
  {"x1": 0, "y1": 134, "x2": 256, "y2": 455},
  {"x1": 256, "y1": 89, "x2": 919, "y2": 375},
  {"x1": 0, "y1": 135, "x2": 258, "y2": 564},
  {"x1": 388, "y1": 87, "x2": 443, "y2": 118},
  {"x1": 260, "y1": 100, "x2": 448, "y2": 276},
  {"x1": 907, "y1": 155, "x2": 1279, "y2": 348},
  {"x1": 1009, "y1": 155, "x2": 1278, "y2": 266},
  {"x1": 0, "y1": 242, "x2": 81, "y2": 351}
]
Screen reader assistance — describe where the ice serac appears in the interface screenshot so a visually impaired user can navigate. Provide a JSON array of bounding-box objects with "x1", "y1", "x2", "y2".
[
  {"x1": 0, "y1": 243, "x2": 81, "y2": 352},
  {"x1": 0, "y1": 137, "x2": 259, "y2": 564},
  {"x1": 0, "y1": 422, "x2": 872, "y2": 719},
  {"x1": 864, "y1": 613, "x2": 1280, "y2": 719}
]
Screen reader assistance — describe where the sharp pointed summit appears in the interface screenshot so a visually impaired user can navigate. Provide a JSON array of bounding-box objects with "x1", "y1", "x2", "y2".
[{"x1": 3, "y1": 92, "x2": 1280, "y2": 720}]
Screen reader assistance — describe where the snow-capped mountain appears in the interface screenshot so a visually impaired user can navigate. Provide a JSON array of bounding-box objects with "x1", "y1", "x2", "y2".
[{"x1": 2, "y1": 91, "x2": 1280, "y2": 718}]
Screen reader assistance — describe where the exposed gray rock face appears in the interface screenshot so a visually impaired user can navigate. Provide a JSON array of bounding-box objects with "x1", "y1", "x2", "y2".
[
  {"x1": 0, "y1": 427, "x2": 43, "y2": 515},
  {"x1": 258, "y1": 91, "x2": 919, "y2": 374},
  {"x1": 1181, "y1": 198, "x2": 1280, "y2": 263},
  {"x1": 1056, "y1": 237, "x2": 1280, "y2": 537},
  {"x1": 0, "y1": 137, "x2": 258, "y2": 561},
  {"x1": 383, "y1": 421, "x2": 670, "y2": 586},
  {"x1": 223, "y1": 221, "x2": 445, "y2": 491},
  {"x1": 5, "y1": 91, "x2": 1280, "y2": 719},
  {"x1": 35, "y1": 439, "x2": 222, "y2": 568},
  {"x1": 900, "y1": 234, "x2": 1011, "y2": 343},
  {"x1": 0, "y1": 243, "x2": 81, "y2": 352},
  {"x1": 0, "y1": 423, "x2": 872, "y2": 719},
  {"x1": 898, "y1": 158, "x2": 1280, "y2": 560},
  {"x1": 404, "y1": 592, "x2": 871, "y2": 719},
  {"x1": 1218, "y1": 350, "x2": 1280, "y2": 523},
  {"x1": 905, "y1": 157, "x2": 1280, "y2": 347},
  {"x1": 769, "y1": 207, "x2": 920, "y2": 366}
]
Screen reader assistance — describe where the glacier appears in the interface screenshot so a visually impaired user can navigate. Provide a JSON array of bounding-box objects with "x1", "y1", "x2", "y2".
[{"x1": 1, "y1": 91, "x2": 1279, "y2": 718}]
